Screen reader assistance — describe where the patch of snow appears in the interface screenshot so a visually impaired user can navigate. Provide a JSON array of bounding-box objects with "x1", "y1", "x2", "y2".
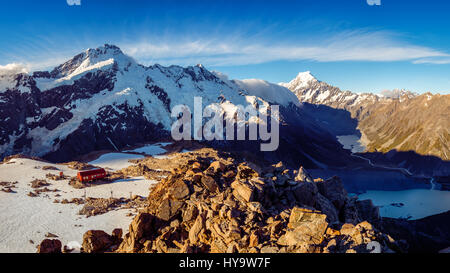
[
  {"x1": 315, "y1": 90, "x2": 330, "y2": 102},
  {"x1": 0, "y1": 158, "x2": 156, "y2": 253},
  {"x1": 125, "y1": 144, "x2": 167, "y2": 156},
  {"x1": 234, "y1": 79, "x2": 300, "y2": 107},
  {"x1": 89, "y1": 152, "x2": 144, "y2": 171}
]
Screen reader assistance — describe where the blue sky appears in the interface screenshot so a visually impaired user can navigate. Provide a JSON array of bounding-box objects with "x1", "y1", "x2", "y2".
[{"x1": 1, "y1": 0, "x2": 450, "y2": 94}]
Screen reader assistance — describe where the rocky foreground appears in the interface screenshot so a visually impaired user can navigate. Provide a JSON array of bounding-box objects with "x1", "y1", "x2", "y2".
[{"x1": 38, "y1": 148, "x2": 405, "y2": 253}]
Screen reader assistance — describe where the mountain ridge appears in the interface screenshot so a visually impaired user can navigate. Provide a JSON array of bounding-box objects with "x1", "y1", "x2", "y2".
[
  {"x1": 280, "y1": 71, "x2": 450, "y2": 163},
  {"x1": 0, "y1": 44, "x2": 355, "y2": 169}
]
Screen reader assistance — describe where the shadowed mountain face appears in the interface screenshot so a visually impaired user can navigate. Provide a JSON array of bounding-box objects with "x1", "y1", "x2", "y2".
[
  {"x1": 0, "y1": 44, "x2": 357, "y2": 168},
  {"x1": 280, "y1": 72, "x2": 450, "y2": 162}
]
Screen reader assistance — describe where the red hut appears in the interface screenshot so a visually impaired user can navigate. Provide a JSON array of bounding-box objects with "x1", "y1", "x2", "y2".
[{"x1": 77, "y1": 168, "x2": 107, "y2": 183}]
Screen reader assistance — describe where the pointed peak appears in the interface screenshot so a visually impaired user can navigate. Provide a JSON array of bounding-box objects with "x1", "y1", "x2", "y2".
[
  {"x1": 294, "y1": 71, "x2": 317, "y2": 83},
  {"x1": 279, "y1": 71, "x2": 319, "y2": 90},
  {"x1": 48, "y1": 44, "x2": 135, "y2": 78},
  {"x1": 85, "y1": 44, "x2": 125, "y2": 59}
]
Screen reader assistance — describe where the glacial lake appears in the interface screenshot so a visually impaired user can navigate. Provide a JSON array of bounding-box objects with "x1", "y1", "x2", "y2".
[
  {"x1": 336, "y1": 134, "x2": 450, "y2": 220},
  {"x1": 357, "y1": 189, "x2": 450, "y2": 220}
]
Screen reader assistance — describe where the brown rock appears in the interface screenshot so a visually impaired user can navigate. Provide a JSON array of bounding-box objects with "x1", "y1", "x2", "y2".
[
  {"x1": 169, "y1": 180, "x2": 190, "y2": 200},
  {"x1": 272, "y1": 161, "x2": 286, "y2": 172},
  {"x1": 112, "y1": 228, "x2": 123, "y2": 240},
  {"x1": 192, "y1": 173, "x2": 203, "y2": 183},
  {"x1": 294, "y1": 166, "x2": 314, "y2": 183},
  {"x1": 278, "y1": 207, "x2": 328, "y2": 246},
  {"x1": 157, "y1": 198, "x2": 184, "y2": 221},
  {"x1": 356, "y1": 221, "x2": 373, "y2": 232},
  {"x1": 182, "y1": 204, "x2": 199, "y2": 223},
  {"x1": 201, "y1": 175, "x2": 219, "y2": 193},
  {"x1": 191, "y1": 161, "x2": 202, "y2": 172},
  {"x1": 210, "y1": 238, "x2": 228, "y2": 253},
  {"x1": 340, "y1": 223, "x2": 357, "y2": 236},
  {"x1": 326, "y1": 228, "x2": 341, "y2": 236},
  {"x1": 82, "y1": 230, "x2": 113, "y2": 253},
  {"x1": 222, "y1": 170, "x2": 237, "y2": 182},
  {"x1": 118, "y1": 213, "x2": 155, "y2": 252},
  {"x1": 237, "y1": 163, "x2": 258, "y2": 179},
  {"x1": 37, "y1": 239, "x2": 62, "y2": 253},
  {"x1": 208, "y1": 161, "x2": 226, "y2": 173},
  {"x1": 189, "y1": 214, "x2": 205, "y2": 245},
  {"x1": 260, "y1": 245, "x2": 279, "y2": 253},
  {"x1": 249, "y1": 232, "x2": 259, "y2": 248},
  {"x1": 231, "y1": 180, "x2": 254, "y2": 202}
]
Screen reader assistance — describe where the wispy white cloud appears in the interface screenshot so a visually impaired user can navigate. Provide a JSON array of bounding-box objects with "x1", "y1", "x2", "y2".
[
  {"x1": 121, "y1": 30, "x2": 450, "y2": 66},
  {"x1": 413, "y1": 57, "x2": 450, "y2": 64},
  {"x1": 2, "y1": 29, "x2": 450, "y2": 73}
]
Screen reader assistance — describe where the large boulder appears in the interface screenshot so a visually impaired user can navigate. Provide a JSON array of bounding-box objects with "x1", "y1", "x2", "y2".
[
  {"x1": 37, "y1": 239, "x2": 62, "y2": 253},
  {"x1": 157, "y1": 198, "x2": 184, "y2": 221},
  {"x1": 231, "y1": 180, "x2": 255, "y2": 203},
  {"x1": 82, "y1": 230, "x2": 113, "y2": 253},
  {"x1": 169, "y1": 180, "x2": 190, "y2": 200},
  {"x1": 278, "y1": 207, "x2": 328, "y2": 247}
]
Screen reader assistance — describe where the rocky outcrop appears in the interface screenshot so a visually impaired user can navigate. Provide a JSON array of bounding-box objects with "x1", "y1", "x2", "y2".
[{"x1": 76, "y1": 151, "x2": 398, "y2": 253}]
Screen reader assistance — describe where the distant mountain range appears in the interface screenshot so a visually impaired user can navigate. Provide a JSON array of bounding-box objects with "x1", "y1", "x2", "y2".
[
  {"x1": 1, "y1": 44, "x2": 448, "y2": 177},
  {"x1": 280, "y1": 71, "x2": 450, "y2": 162},
  {"x1": 0, "y1": 44, "x2": 355, "y2": 169}
]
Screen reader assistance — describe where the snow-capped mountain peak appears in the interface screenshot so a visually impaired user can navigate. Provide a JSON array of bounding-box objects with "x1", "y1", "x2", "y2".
[
  {"x1": 48, "y1": 44, "x2": 135, "y2": 79},
  {"x1": 294, "y1": 71, "x2": 317, "y2": 83},
  {"x1": 279, "y1": 71, "x2": 318, "y2": 91}
]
